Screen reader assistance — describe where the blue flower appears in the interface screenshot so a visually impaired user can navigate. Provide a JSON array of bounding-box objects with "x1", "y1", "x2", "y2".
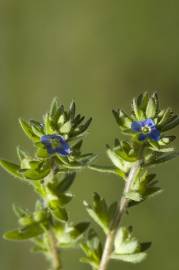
[
  {"x1": 131, "y1": 118, "x2": 160, "y2": 141},
  {"x1": 41, "y1": 134, "x2": 71, "y2": 156}
]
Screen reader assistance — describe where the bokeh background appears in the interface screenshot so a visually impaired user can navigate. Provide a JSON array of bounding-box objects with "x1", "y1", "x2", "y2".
[{"x1": 1, "y1": 1, "x2": 179, "y2": 270}]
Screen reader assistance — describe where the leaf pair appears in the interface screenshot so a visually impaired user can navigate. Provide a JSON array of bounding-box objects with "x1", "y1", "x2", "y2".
[
  {"x1": 111, "y1": 227, "x2": 151, "y2": 263},
  {"x1": 84, "y1": 193, "x2": 117, "y2": 234},
  {"x1": 4, "y1": 204, "x2": 50, "y2": 241}
]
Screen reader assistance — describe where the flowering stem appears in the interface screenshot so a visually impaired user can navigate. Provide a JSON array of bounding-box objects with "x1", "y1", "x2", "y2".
[
  {"x1": 98, "y1": 160, "x2": 141, "y2": 270},
  {"x1": 48, "y1": 229, "x2": 63, "y2": 270}
]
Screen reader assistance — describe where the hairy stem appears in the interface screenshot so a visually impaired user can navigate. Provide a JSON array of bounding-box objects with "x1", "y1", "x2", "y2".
[
  {"x1": 48, "y1": 229, "x2": 63, "y2": 270},
  {"x1": 88, "y1": 165, "x2": 118, "y2": 175},
  {"x1": 44, "y1": 165, "x2": 63, "y2": 270},
  {"x1": 98, "y1": 161, "x2": 141, "y2": 270}
]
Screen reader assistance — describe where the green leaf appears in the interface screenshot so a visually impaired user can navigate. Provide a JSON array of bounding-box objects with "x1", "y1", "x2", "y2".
[
  {"x1": 58, "y1": 110, "x2": 65, "y2": 126},
  {"x1": 72, "y1": 118, "x2": 92, "y2": 137},
  {"x1": 158, "y1": 136, "x2": 176, "y2": 146},
  {"x1": 80, "y1": 257, "x2": 98, "y2": 269},
  {"x1": 55, "y1": 220, "x2": 89, "y2": 249},
  {"x1": 55, "y1": 154, "x2": 71, "y2": 166},
  {"x1": 158, "y1": 108, "x2": 172, "y2": 126},
  {"x1": 35, "y1": 142, "x2": 49, "y2": 158},
  {"x1": 58, "y1": 193, "x2": 73, "y2": 205},
  {"x1": 19, "y1": 216, "x2": 34, "y2": 227},
  {"x1": 81, "y1": 118, "x2": 92, "y2": 132},
  {"x1": 112, "y1": 110, "x2": 132, "y2": 129},
  {"x1": 23, "y1": 167, "x2": 50, "y2": 180},
  {"x1": 3, "y1": 223, "x2": 44, "y2": 241},
  {"x1": 31, "y1": 245, "x2": 48, "y2": 254},
  {"x1": 80, "y1": 229, "x2": 102, "y2": 269},
  {"x1": 84, "y1": 193, "x2": 110, "y2": 234},
  {"x1": 132, "y1": 98, "x2": 144, "y2": 120},
  {"x1": 151, "y1": 92, "x2": 159, "y2": 112},
  {"x1": 107, "y1": 148, "x2": 132, "y2": 174},
  {"x1": 146, "y1": 152, "x2": 179, "y2": 166},
  {"x1": 12, "y1": 204, "x2": 29, "y2": 218},
  {"x1": 57, "y1": 173, "x2": 76, "y2": 193},
  {"x1": 43, "y1": 113, "x2": 55, "y2": 134},
  {"x1": 19, "y1": 118, "x2": 39, "y2": 142},
  {"x1": 146, "y1": 187, "x2": 163, "y2": 198},
  {"x1": 136, "y1": 92, "x2": 149, "y2": 111},
  {"x1": 107, "y1": 149, "x2": 123, "y2": 170},
  {"x1": 161, "y1": 116, "x2": 179, "y2": 131},
  {"x1": 50, "y1": 206, "x2": 68, "y2": 222},
  {"x1": 146, "y1": 97, "x2": 157, "y2": 118},
  {"x1": 125, "y1": 191, "x2": 143, "y2": 202},
  {"x1": 112, "y1": 226, "x2": 149, "y2": 263},
  {"x1": 72, "y1": 139, "x2": 83, "y2": 152},
  {"x1": 114, "y1": 227, "x2": 139, "y2": 254},
  {"x1": 0, "y1": 159, "x2": 24, "y2": 180},
  {"x1": 73, "y1": 114, "x2": 85, "y2": 129},
  {"x1": 70, "y1": 222, "x2": 90, "y2": 239},
  {"x1": 69, "y1": 101, "x2": 76, "y2": 119},
  {"x1": 140, "y1": 242, "x2": 152, "y2": 252},
  {"x1": 49, "y1": 97, "x2": 59, "y2": 118},
  {"x1": 111, "y1": 252, "x2": 147, "y2": 263},
  {"x1": 30, "y1": 120, "x2": 44, "y2": 137},
  {"x1": 84, "y1": 202, "x2": 109, "y2": 234},
  {"x1": 108, "y1": 202, "x2": 118, "y2": 220},
  {"x1": 148, "y1": 139, "x2": 175, "y2": 153},
  {"x1": 76, "y1": 153, "x2": 97, "y2": 165},
  {"x1": 60, "y1": 120, "x2": 72, "y2": 134},
  {"x1": 116, "y1": 149, "x2": 137, "y2": 162},
  {"x1": 33, "y1": 210, "x2": 48, "y2": 223},
  {"x1": 112, "y1": 110, "x2": 120, "y2": 125},
  {"x1": 16, "y1": 146, "x2": 28, "y2": 161}
]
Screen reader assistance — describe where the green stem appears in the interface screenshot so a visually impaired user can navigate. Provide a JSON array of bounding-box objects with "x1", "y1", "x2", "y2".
[
  {"x1": 44, "y1": 164, "x2": 63, "y2": 270},
  {"x1": 98, "y1": 160, "x2": 141, "y2": 270},
  {"x1": 48, "y1": 229, "x2": 63, "y2": 270},
  {"x1": 88, "y1": 165, "x2": 118, "y2": 175}
]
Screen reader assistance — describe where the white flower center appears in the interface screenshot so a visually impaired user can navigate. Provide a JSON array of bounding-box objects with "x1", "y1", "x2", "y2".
[{"x1": 142, "y1": 125, "x2": 151, "y2": 134}]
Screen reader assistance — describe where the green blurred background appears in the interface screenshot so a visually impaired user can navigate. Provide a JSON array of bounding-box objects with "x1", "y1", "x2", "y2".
[{"x1": 1, "y1": 1, "x2": 179, "y2": 269}]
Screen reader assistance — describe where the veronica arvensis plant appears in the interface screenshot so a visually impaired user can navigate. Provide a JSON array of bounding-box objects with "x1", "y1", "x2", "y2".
[
  {"x1": 0, "y1": 99, "x2": 94, "y2": 270},
  {"x1": 1, "y1": 92, "x2": 179, "y2": 270},
  {"x1": 82, "y1": 92, "x2": 179, "y2": 270}
]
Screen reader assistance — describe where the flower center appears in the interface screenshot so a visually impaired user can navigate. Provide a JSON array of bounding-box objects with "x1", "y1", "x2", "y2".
[
  {"x1": 142, "y1": 125, "x2": 151, "y2": 134},
  {"x1": 50, "y1": 138, "x2": 60, "y2": 149}
]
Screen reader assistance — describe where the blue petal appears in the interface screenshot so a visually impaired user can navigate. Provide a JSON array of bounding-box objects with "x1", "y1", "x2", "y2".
[
  {"x1": 56, "y1": 147, "x2": 71, "y2": 156},
  {"x1": 41, "y1": 135, "x2": 51, "y2": 144},
  {"x1": 131, "y1": 121, "x2": 142, "y2": 132},
  {"x1": 41, "y1": 135, "x2": 53, "y2": 153},
  {"x1": 47, "y1": 145, "x2": 56, "y2": 154},
  {"x1": 56, "y1": 136, "x2": 71, "y2": 154},
  {"x1": 149, "y1": 128, "x2": 160, "y2": 141},
  {"x1": 40, "y1": 134, "x2": 71, "y2": 156},
  {"x1": 143, "y1": 118, "x2": 155, "y2": 128},
  {"x1": 138, "y1": 133, "x2": 148, "y2": 141},
  {"x1": 57, "y1": 135, "x2": 68, "y2": 145},
  {"x1": 56, "y1": 136, "x2": 71, "y2": 156}
]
